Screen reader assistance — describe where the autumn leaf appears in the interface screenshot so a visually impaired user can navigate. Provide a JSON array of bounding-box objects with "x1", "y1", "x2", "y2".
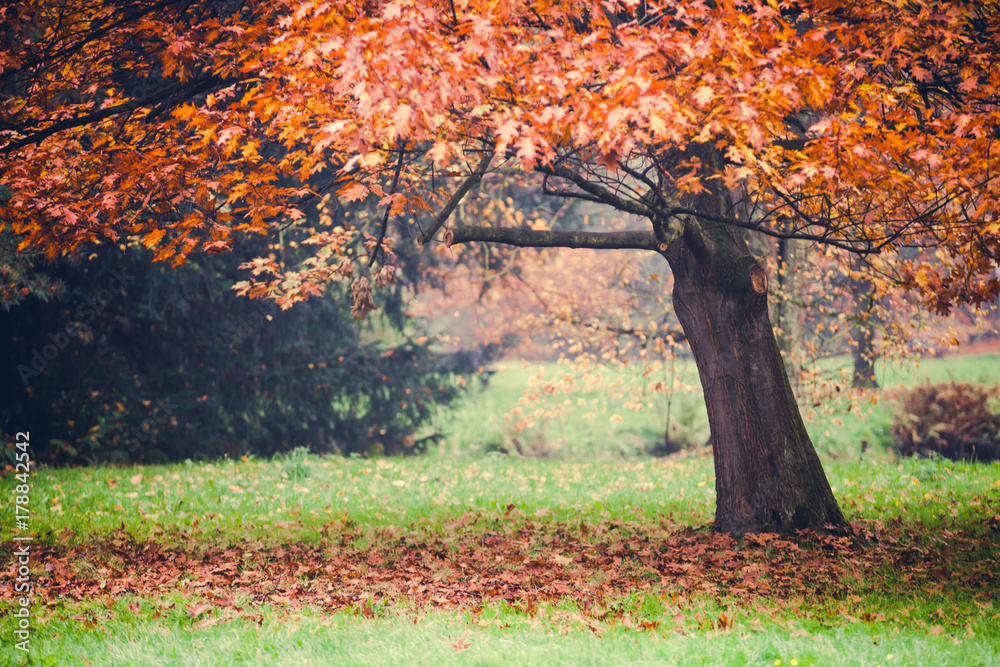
[
  {"x1": 516, "y1": 136, "x2": 539, "y2": 168},
  {"x1": 338, "y1": 183, "x2": 369, "y2": 203},
  {"x1": 552, "y1": 553, "x2": 574, "y2": 566},
  {"x1": 194, "y1": 615, "x2": 226, "y2": 630},
  {"x1": 692, "y1": 85, "x2": 714, "y2": 108},
  {"x1": 447, "y1": 631, "x2": 472, "y2": 652},
  {"x1": 185, "y1": 602, "x2": 212, "y2": 619}
]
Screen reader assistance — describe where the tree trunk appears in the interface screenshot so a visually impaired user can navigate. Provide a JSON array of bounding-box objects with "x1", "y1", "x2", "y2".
[
  {"x1": 774, "y1": 237, "x2": 807, "y2": 394},
  {"x1": 850, "y1": 259, "x2": 879, "y2": 389},
  {"x1": 851, "y1": 322, "x2": 878, "y2": 389},
  {"x1": 663, "y1": 225, "x2": 845, "y2": 534}
]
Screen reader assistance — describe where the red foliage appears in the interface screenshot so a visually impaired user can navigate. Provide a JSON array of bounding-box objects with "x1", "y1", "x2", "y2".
[
  {"x1": 891, "y1": 382, "x2": 1000, "y2": 462},
  {"x1": 2, "y1": 0, "x2": 998, "y2": 315}
]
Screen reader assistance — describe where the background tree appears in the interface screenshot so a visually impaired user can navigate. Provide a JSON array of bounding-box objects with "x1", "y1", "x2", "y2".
[
  {"x1": 772, "y1": 237, "x2": 808, "y2": 393},
  {"x1": 0, "y1": 234, "x2": 471, "y2": 464},
  {"x1": 3, "y1": 0, "x2": 998, "y2": 532}
]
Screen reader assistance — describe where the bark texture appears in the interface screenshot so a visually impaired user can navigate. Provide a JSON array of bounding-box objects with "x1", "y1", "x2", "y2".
[{"x1": 663, "y1": 223, "x2": 845, "y2": 534}]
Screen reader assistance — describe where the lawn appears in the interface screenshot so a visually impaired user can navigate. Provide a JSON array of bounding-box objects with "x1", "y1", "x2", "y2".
[
  {"x1": 2, "y1": 354, "x2": 999, "y2": 666},
  {"x1": 437, "y1": 351, "x2": 1000, "y2": 461}
]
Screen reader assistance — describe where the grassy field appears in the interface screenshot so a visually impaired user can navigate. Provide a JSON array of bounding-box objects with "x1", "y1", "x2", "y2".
[
  {"x1": 2, "y1": 353, "x2": 999, "y2": 665},
  {"x1": 437, "y1": 352, "x2": 1000, "y2": 461}
]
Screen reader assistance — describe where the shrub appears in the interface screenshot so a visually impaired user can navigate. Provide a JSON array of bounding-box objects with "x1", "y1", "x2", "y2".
[
  {"x1": 890, "y1": 381, "x2": 1000, "y2": 462},
  {"x1": 0, "y1": 245, "x2": 477, "y2": 464}
]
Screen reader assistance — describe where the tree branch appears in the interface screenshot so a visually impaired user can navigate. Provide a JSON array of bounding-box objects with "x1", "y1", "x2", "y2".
[
  {"x1": 451, "y1": 226, "x2": 660, "y2": 251},
  {"x1": 418, "y1": 149, "x2": 493, "y2": 245},
  {"x1": 1, "y1": 74, "x2": 246, "y2": 154},
  {"x1": 536, "y1": 163, "x2": 654, "y2": 219},
  {"x1": 368, "y1": 148, "x2": 406, "y2": 268},
  {"x1": 0, "y1": 0, "x2": 180, "y2": 82},
  {"x1": 663, "y1": 206, "x2": 882, "y2": 255}
]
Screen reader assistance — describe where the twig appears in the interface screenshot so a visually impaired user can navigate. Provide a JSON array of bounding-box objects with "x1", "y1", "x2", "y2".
[
  {"x1": 418, "y1": 149, "x2": 494, "y2": 246},
  {"x1": 368, "y1": 149, "x2": 406, "y2": 268}
]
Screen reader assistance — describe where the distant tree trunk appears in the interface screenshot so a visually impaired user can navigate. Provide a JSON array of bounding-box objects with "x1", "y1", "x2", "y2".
[
  {"x1": 659, "y1": 162, "x2": 845, "y2": 534},
  {"x1": 774, "y1": 238, "x2": 806, "y2": 393},
  {"x1": 850, "y1": 259, "x2": 879, "y2": 389}
]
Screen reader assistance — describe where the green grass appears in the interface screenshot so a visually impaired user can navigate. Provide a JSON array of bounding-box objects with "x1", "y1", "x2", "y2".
[
  {"x1": 877, "y1": 352, "x2": 1000, "y2": 388},
  {"x1": 5, "y1": 454, "x2": 718, "y2": 545},
  {"x1": 437, "y1": 352, "x2": 1000, "y2": 461},
  {"x1": 5, "y1": 452, "x2": 999, "y2": 546},
  {"x1": 3, "y1": 453, "x2": 998, "y2": 665},
  {"x1": 10, "y1": 601, "x2": 1000, "y2": 666},
  {"x1": 2, "y1": 354, "x2": 999, "y2": 665},
  {"x1": 438, "y1": 357, "x2": 710, "y2": 459}
]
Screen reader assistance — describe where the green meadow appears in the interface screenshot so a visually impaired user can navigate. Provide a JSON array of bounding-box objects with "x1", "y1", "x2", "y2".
[{"x1": 2, "y1": 353, "x2": 999, "y2": 666}]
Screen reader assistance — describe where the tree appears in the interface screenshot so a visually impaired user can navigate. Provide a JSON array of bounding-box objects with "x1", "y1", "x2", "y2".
[
  {"x1": 772, "y1": 237, "x2": 808, "y2": 393},
  {"x1": 0, "y1": 239, "x2": 471, "y2": 464},
  {"x1": 3, "y1": 0, "x2": 998, "y2": 533}
]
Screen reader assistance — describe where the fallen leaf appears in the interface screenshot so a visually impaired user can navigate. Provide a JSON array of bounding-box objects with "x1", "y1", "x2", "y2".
[
  {"x1": 186, "y1": 602, "x2": 213, "y2": 619},
  {"x1": 195, "y1": 615, "x2": 225, "y2": 630},
  {"x1": 448, "y1": 630, "x2": 472, "y2": 651}
]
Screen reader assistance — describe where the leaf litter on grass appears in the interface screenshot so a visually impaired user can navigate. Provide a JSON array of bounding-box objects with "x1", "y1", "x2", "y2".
[
  {"x1": 5, "y1": 507, "x2": 998, "y2": 637},
  {"x1": 3, "y1": 454, "x2": 998, "y2": 659}
]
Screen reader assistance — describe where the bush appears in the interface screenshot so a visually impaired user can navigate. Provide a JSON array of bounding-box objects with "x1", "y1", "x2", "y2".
[
  {"x1": 890, "y1": 381, "x2": 1000, "y2": 462},
  {"x1": 0, "y1": 245, "x2": 478, "y2": 464}
]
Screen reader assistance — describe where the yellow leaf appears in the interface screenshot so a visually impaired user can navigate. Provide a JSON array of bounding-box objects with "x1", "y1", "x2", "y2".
[
  {"x1": 649, "y1": 114, "x2": 667, "y2": 138},
  {"x1": 172, "y1": 103, "x2": 197, "y2": 121}
]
